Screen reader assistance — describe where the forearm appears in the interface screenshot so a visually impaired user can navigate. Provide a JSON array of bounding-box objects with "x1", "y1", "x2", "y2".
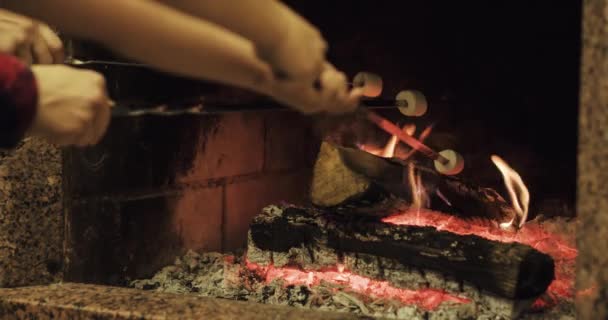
[
  {"x1": 157, "y1": 0, "x2": 295, "y2": 53},
  {"x1": 5, "y1": 0, "x2": 274, "y2": 93}
]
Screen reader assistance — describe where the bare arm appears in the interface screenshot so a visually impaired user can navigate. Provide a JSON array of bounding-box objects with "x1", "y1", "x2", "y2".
[
  {"x1": 156, "y1": 0, "x2": 301, "y2": 54},
  {"x1": 4, "y1": 0, "x2": 274, "y2": 94},
  {"x1": 4, "y1": 0, "x2": 361, "y2": 114},
  {"x1": 157, "y1": 0, "x2": 327, "y2": 80}
]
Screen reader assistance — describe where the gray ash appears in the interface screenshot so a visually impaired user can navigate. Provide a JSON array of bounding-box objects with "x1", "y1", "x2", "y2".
[{"x1": 131, "y1": 250, "x2": 573, "y2": 320}]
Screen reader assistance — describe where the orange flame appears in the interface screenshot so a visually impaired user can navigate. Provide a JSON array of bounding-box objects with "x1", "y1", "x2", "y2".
[
  {"x1": 407, "y1": 162, "x2": 429, "y2": 210},
  {"x1": 380, "y1": 124, "x2": 416, "y2": 158},
  {"x1": 402, "y1": 124, "x2": 433, "y2": 161},
  {"x1": 359, "y1": 123, "x2": 421, "y2": 159},
  {"x1": 491, "y1": 155, "x2": 530, "y2": 228},
  {"x1": 359, "y1": 123, "x2": 432, "y2": 214},
  {"x1": 381, "y1": 135, "x2": 398, "y2": 158}
]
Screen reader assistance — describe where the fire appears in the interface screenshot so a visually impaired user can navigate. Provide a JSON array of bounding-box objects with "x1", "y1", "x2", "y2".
[
  {"x1": 402, "y1": 124, "x2": 433, "y2": 160},
  {"x1": 382, "y1": 209, "x2": 578, "y2": 307},
  {"x1": 491, "y1": 155, "x2": 530, "y2": 228},
  {"x1": 407, "y1": 162, "x2": 429, "y2": 210},
  {"x1": 355, "y1": 123, "x2": 577, "y2": 310},
  {"x1": 381, "y1": 135, "x2": 398, "y2": 158},
  {"x1": 245, "y1": 260, "x2": 470, "y2": 310},
  {"x1": 359, "y1": 123, "x2": 424, "y2": 159}
]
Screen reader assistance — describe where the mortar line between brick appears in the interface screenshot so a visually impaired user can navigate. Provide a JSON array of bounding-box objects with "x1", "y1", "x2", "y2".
[{"x1": 69, "y1": 168, "x2": 310, "y2": 203}]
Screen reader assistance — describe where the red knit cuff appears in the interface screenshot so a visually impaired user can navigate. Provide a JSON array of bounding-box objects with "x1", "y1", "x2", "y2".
[{"x1": 0, "y1": 54, "x2": 38, "y2": 148}]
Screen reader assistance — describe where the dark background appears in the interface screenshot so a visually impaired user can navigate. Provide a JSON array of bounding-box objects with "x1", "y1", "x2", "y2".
[{"x1": 285, "y1": 1, "x2": 582, "y2": 218}]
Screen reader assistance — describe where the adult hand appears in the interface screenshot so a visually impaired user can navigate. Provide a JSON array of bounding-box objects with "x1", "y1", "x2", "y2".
[
  {"x1": 0, "y1": 9, "x2": 64, "y2": 64},
  {"x1": 266, "y1": 63, "x2": 363, "y2": 114},
  {"x1": 29, "y1": 65, "x2": 111, "y2": 146}
]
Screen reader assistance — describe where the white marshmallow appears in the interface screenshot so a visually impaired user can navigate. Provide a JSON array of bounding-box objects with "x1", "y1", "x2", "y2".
[
  {"x1": 434, "y1": 149, "x2": 465, "y2": 175},
  {"x1": 353, "y1": 72, "x2": 383, "y2": 98},
  {"x1": 396, "y1": 90, "x2": 428, "y2": 117}
]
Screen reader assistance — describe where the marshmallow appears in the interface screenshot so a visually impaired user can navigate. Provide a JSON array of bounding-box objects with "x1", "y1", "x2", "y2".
[
  {"x1": 434, "y1": 149, "x2": 465, "y2": 175},
  {"x1": 353, "y1": 72, "x2": 383, "y2": 98},
  {"x1": 396, "y1": 90, "x2": 428, "y2": 117}
]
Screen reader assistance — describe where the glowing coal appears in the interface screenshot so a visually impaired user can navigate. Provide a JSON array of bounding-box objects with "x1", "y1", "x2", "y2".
[
  {"x1": 245, "y1": 260, "x2": 470, "y2": 310},
  {"x1": 382, "y1": 208, "x2": 577, "y2": 307}
]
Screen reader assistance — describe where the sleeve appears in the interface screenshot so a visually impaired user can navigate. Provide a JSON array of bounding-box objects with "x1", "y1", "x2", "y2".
[{"x1": 0, "y1": 53, "x2": 38, "y2": 149}]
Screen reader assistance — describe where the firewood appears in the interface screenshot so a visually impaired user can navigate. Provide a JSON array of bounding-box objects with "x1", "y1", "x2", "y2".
[
  {"x1": 310, "y1": 142, "x2": 410, "y2": 217},
  {"x1": 248, "y1": 205, "x2": 555, "y2": 302},
  {"x1": 310, "y1": 142, "x2": 516, "y2": 222}
]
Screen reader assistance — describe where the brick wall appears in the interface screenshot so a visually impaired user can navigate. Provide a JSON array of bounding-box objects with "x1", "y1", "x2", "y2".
[{"x1": 63, "y1": 111, "x2": 318, "y2": 285}]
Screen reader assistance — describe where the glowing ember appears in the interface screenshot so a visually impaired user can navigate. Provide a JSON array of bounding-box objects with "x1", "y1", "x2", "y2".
[
  {"x1": 383, "y1": 208, "x2": 577, "y2": 307},
  {"x1": 491, "y1": 155, "x2": 530, "y2": 228},
  {"x1": 245, "y1": 260, "x2": 470, "y2": 310}
]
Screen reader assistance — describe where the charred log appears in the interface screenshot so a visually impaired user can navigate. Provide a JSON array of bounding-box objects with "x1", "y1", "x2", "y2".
[
  {"x1": 311, "y1": 142, "x2": 516, "y2": 222},
  {"x1": 248, "y1": 205, "x2": 555, "y2": 302}
]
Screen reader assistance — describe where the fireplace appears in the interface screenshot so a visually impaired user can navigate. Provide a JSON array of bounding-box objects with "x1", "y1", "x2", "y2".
[{"x1": 1, "y1": 1, "x2": 606, "y2": 319}]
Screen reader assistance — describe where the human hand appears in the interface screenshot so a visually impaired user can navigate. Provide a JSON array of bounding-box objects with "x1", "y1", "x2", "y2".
[
  {"x1": 0, "y1": 9, "x2": 64, "y2": 64},
  {"x1": 29, "y1": 65, "x2": 111, "y2": 146},
  {"x1": 266, "y1": 63, "x2": 363, "y2": 114},
  {"x1": 257, "y1": 7, "x2": 327, "y2": 82}
]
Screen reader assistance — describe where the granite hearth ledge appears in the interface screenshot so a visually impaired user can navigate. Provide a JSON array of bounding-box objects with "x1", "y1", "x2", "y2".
[{"x1": 0, "y1": 283, "x2": 369, "y2": 320}]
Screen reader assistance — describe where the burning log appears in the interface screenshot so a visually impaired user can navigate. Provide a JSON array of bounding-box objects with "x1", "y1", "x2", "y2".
[
  {"x1": 310, "y1": 142, "x2": 517, "y2": 224},
  {"x1": 248, "y1": 205, "x2": 554, "y2": 300},
  {"x1": 247, "y1": 205, "x2": 555, "y2": 318}
]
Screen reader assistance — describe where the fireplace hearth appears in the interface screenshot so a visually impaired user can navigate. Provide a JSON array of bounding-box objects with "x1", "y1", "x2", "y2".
[{"x1": 2, "y1": 1, "x2": 604, "y2": 319}]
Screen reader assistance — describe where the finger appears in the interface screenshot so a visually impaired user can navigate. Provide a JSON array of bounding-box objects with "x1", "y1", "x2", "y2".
[
  {"x1": 0, "y1": 23, "x2": 28, "y2": 55},
  {"x1": 323, "y1": 62, "x2": 336, "y2": 71},
  {"x1": 331, "y1": 72, "x2": 351, "y2": 112},
  {"x1": 31, "y1": 32, "x2": 53, "y2": 64},
  {"x1": 301, "y1": 53, "x2": 325, "y2": 83},
  {"x1": 319, "y1": 70, "x2": 348, "y2": 114},
  {"x1": 38, "y1": 24, "x2": 64, "y2": 63},
  {"x1": 79, "y1": 110, "x2": 100, "y2": 147},
  {"x1": 0, "y1": 31, "x2": 18, "y2": 54},
  {"x1": 69, "y1": 99, "x2": 99, "y2": 146},
  {"x1": 89, "y1": 76, "x2": 111, "y2": 144},
  {"x1": 92, "y1": 98, "x2": 112, "y2": 145},
  {"x1": 273, "y1": 80, "x2": 323, "y2": 114},
  {"x1": 0, "y1": 14, "x2": 36, "y2": 58},
  {"x1": 0, "y1": 9, "x2": 37, "y2": 28},
  {"x1": 75, "y1": 126, "x2": 94, "y2": 147}
]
